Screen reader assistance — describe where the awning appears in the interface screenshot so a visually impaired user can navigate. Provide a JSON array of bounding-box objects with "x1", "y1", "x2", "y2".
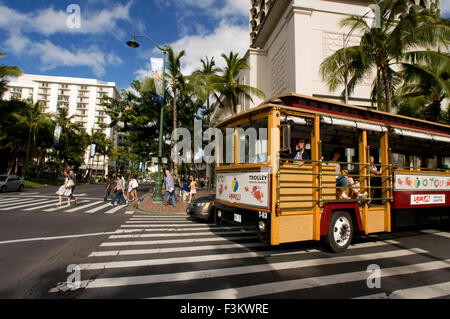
[{"x1": 393, "y1": 128, "x2": 450, "y2": 143}]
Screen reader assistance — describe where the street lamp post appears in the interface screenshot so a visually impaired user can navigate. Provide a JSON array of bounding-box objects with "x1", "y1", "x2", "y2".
[{"x1": 127, "y1": 34, "x2": 168, "y2": 202}]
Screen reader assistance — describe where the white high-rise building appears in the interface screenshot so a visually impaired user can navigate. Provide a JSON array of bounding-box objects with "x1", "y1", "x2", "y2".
[{"x1": 3, "y1": 74, "x2": 121, "y2": 173}]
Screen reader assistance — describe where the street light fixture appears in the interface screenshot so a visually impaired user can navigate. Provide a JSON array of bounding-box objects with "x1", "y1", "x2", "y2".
[{"x1": 126, "y1": 34, "x2": 168, "y2": 202}]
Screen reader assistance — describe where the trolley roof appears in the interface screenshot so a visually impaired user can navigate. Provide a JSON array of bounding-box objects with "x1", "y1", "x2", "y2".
[{"x1": 216, "y1": 93, "x2": 450, "y2": 138}]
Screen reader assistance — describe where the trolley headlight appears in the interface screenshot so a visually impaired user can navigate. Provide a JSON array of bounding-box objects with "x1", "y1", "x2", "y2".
[
  {"x1": 217, "y1": 210, "x2": 223, "y2": 218},
  {"x1": 258, "y1": 221, "x2": 266, "y2": 232}
]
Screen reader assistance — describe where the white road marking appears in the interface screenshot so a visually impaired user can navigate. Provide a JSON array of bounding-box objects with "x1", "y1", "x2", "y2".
[
  {"x1": 125, "y1": 219, "x2": 191, "y2": 223},
  {"x1": 83, "y1": 248, "x2": 428, "y2": 289},
  {"x1": 0, "y1": 198, "x2": 41, "y2": 208},
  {"x1": 125, "y1": 211, "x2": 134, "y2": 215},
  {"x1": 120, "y1": 223, "x2": 206, "y2": 228},
  {"x1": 0, "y1": 199, "x2": 54, "y2": 210},
  {"x1": 108, "y1": 230, "x2": 256, "y2": 239},
  {"x1": 420, "y1": 230, "x2": 450, "y2": 239},
  {"x1": 79, "y1": 246, "x2": 427, "y2": 272},
  {"x1": 43, "y1": 200, "x2": 90, "y2": 212},
  {"x1": 111, "y1": 226, "x2": 252, "y2": 232},
  {"x1": 100, "y1": 235, "x2": 259, "y2": 247},
  {"x1": 104, "y1": 205, "x2": 128, "y2": 214},
  {"x1": 24, "y1": 201, "x2": 70, "y2": 211},
  {"x1": 0, "y1": 231, "x2": 124, "y2": 245},
  {"x1": 0, "y1": 197, "x2": 20, "y2": 203},
  {"x1": 89, "y1": 242, "x2": 265, "y2": 257},
  {"x1": 86, "y1": 204, "x2": 111, "y2": 213},
  {"x1": 152, "y1": 258, "x2": 448, "y2": 299},
  {"x1": 356, "y1": 281, "x2": 450, "y2": 299},
  {"x1": 65, "y1": 201, "x2": 104, "y2": 213}
]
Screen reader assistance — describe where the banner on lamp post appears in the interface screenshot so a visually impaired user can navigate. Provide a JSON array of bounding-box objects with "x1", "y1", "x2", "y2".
[
  {"x1": 151, "y1": 57, "x2": 164, "y2": 105},
  {"x1": 90, "y1": 144, "x2": 96, "y2": 158},
  {"x1": 53, "y1": 126, "x2": 62, "y2": 147}
]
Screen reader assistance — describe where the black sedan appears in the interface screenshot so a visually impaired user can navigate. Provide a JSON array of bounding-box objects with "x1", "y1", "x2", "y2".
[{"x1": 186, "y1": 194, "x2": 216, "y2": 221}]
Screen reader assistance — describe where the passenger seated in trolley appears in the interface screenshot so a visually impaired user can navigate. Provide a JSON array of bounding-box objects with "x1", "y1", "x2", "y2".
[
  {"x1": 329, "y1": 151, "x2": 368, "y2": 200},
  {"x1": 292, "y1": 138, "x2": 311, "y2": 167}
]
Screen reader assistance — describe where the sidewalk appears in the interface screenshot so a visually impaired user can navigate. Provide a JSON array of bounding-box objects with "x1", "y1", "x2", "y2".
[{"x1": 138, "y1": 189, "x2": 214, "y2": 214}]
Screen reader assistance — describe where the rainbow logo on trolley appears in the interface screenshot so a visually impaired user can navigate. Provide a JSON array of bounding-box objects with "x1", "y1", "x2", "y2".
[{"x1": 232, "y1": 178, "x2": 239, "y2": 192}]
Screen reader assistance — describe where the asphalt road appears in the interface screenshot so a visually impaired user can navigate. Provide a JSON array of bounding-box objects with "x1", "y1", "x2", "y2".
[
  {"x1": 0, "y1": 185, "x2": 448, "y2": 301},
  {"x1": 0, "y1": 184, "x2": 151, "y2": 298}
]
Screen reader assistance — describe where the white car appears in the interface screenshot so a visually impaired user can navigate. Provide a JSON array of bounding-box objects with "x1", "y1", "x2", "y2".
[{"x1": 0, "y1": 175, "x2": 25, "y2": 192}]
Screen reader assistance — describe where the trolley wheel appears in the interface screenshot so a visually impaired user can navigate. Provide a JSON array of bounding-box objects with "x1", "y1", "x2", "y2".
[
  {"x1": 324, "y1": 211, "x2": 353, "y2": 253},
  {"x1": 0, "y1": 186, "x2": 6, "y2": 193}
]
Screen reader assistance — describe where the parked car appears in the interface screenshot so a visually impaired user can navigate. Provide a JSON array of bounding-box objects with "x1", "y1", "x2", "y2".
[
  {"x1": 186, "y1": 194, "x2": 216, "y2": 221},
  {"x1": 0, "y1": 175, "x2": 25, "y2": 192}
]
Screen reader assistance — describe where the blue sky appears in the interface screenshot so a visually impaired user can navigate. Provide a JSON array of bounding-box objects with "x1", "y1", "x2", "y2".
[
  {"x1": 1, "y1": 1, "x2": 448, "y2": 92},
  {"x1": 0, "y1": 0, "x2": 250, "y2": 90}
]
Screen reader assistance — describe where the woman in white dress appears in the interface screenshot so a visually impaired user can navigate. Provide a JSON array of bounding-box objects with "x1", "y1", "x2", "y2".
[{"x1": 56, "y1": 168, "x2": 73, "y2": 206}]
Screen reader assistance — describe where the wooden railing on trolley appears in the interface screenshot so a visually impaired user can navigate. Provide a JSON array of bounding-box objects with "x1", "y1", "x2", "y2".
[{"x1": 276, "y1": 150, "x2": 393, "y2": 213}]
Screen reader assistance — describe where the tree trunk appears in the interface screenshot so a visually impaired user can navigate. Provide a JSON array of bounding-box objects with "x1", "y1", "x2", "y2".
[
  {"x1": 22, "y1": 128, "x2": 32, "y2": 178},
  {"x1": 381, "y1": 66, "x2": 393, "y2": 113},
  {"x1": 5, "y1": 147, "x2": 16, "y2": 175}
]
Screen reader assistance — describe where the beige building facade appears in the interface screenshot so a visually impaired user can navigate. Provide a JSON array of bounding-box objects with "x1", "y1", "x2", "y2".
[{"x1": 215, "y1": 0, "x2": 442, "y2": 121}]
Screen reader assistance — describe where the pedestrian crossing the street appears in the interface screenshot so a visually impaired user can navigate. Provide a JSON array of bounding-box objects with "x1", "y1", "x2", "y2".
[
  {"x1": 0, "y1": 196, "x2": 134, "y2": 215},
  {"x1": 48, "y1": 214, "x2": 450, "y2": 299}
]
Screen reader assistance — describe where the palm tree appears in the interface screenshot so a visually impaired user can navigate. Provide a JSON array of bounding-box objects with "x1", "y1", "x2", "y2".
[
  {"x1": 192, "y1": 56, "x2": 221, "y2": 112},
  {"x1": 12, "y1": 100, "x2": 53, "y2": 178},
  {"x1": 396, "y1": 51, "x2": 450, "y2": 122},
  {"x1": 320, "y1": 0, "x2": 448, "y2": 113},
  {"x1": 0, "y1": 52, "x2": 22, "y2": 98},
  {"x1": 166, "y1": 47, "x2": 186, "y2": 175},
  {"x1": 210, "y1": 51, "x2": 265, "y2": 115}
]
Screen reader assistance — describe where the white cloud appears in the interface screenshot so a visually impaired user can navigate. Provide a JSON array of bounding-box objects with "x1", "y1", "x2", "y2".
[
  {"x1": 133, "y1": 21, "x2": 249, "y2": 80},
  {"x1": 0, "y1": 3, "x2": 130, "y2": 77},
  {"x1": 170, "y1": 21, "x2": 249, "y2": 75},
  {"x1": 134, "y1": 1, "x2": 249, "y2": 80},
  {"x1": 0, "y1": 2, "x2": 133, "y2": 37},
  {"x1": 31, "y1": 41, "x2": 123, "y2": 77}
]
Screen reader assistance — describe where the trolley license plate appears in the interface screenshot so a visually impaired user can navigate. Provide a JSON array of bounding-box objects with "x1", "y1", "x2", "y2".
[{"x1": 234, "y1": 213, "x2": 242, "y2": 223}]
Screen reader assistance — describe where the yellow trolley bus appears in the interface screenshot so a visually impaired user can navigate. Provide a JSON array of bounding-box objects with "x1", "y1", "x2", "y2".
[{"x1": 214, "y1": 93, "x2": 450, "y2": 252}]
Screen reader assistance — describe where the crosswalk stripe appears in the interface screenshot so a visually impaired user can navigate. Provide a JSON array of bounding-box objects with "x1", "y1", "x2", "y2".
[
  {"x1": 89, "y1": 239, "x2": 398, "y2": 259},
  {"x1": 108, "y1": 230, "x2": 257, "y2": 239},
  {"x1": 152, "y1": 258, "x2": 449, "y2": 299},
  {"x1": 112, "y1": 226, "x2": 253, "y2": 232},
  {"x1": 134, "y1": 213, "x2": 186, "y2": 218},
  {"x1": 120, "y1": 223, "x2": 205, "y2": 228},
  {"x1": 355, "y1": 281, "x2": 450, "y2": 299},
  {"x1": 104, "y1": 205, "x2": 128, "y2": 214},
  {"x1": 125, "y1": 211, "x2": 134, "y2": 215},
  {"x1": 130, "y1": 215, "x2": 187, "y2": 219},
  {"x1": 0, "y1": 199, "x2": 54, "y2": 211},
  {"x1": 83, "y1": 248, "x2": 427, "y2": 289},
  {"x1": 100, "y1": 235, "x2": 258, "y2": 247},
  {"x1": 86, "y1": 203, "x2": 112, "y2": 213},
  {"x1": 126, "y1": 219, "x2": 191, "y2": 223},
  {"x1": 23, "y1": 201, "x2": 67, "y2": 211},
  {"x1": 43, "y1": 200, "x2": 90, "y2": 212},
  {"x1": 65, "y1": 201, "x2": 104, "y2": 213},
  {"x1": 420, "y1": 230, "x2": 450, "y2": 239},
  {"x1": 0, "y1": 198, "x2": 19, "y2": 203},
  {"x1": 80, "y1": 246, "x2": 427, "y2": 272},
  {"x1": 89, "y1": 242, "x2": 265, "y2": 257},
  {"x1": 0, "y1": 198, "x2": 41, "y2": 208}
]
